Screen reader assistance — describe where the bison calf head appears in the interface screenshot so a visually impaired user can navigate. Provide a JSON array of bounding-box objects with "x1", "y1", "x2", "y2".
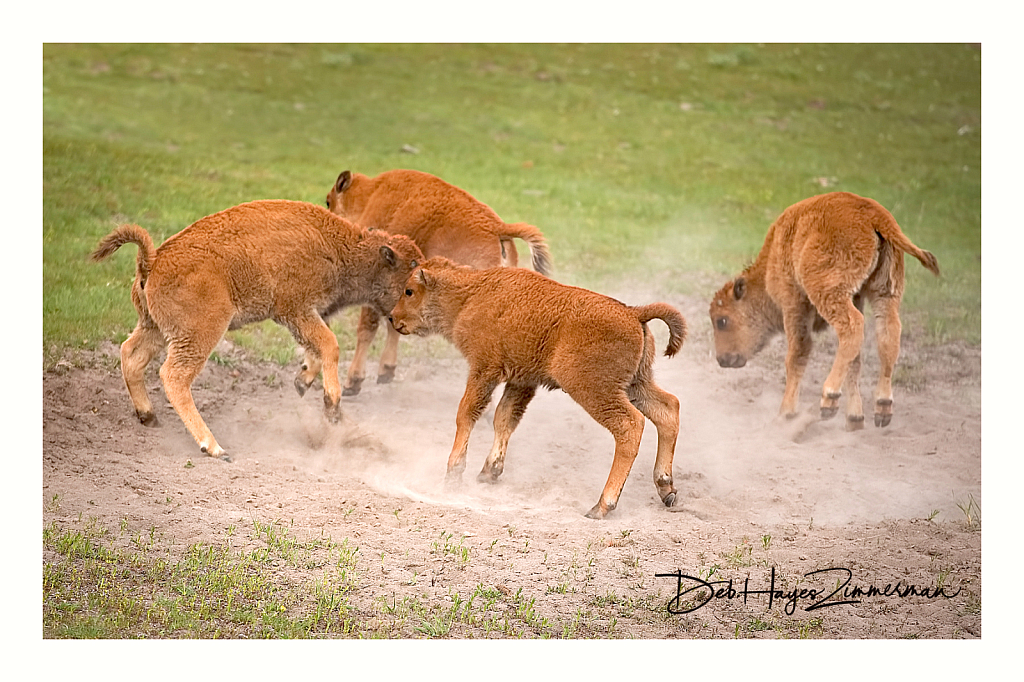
[
  {"x1": 326, "y1": 170, "x2": 356, "y2": 216},
  {"x1": 364, "y1": 232, "x2": 423, "y2": 316},
  {"x1": 389, "y1": 258, "x2": 459, "y2": 336},
  {"x1": 709, "y1": 276, "x2": 772, "y2": 369},
  {"x1": 389, "y1": 268, "x2": 434, "y2": 337}
]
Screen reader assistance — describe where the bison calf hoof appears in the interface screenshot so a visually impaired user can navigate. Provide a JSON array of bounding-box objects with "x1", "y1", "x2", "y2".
[
  {"x1": 874, "y1": 398, "x2": 893, "y2": 428},
  {"x1": 377, "y1": 365, "x2": 396, "y2": 384},
  {"x1": 444, "y1": 473, "x2": 464, "y2": 492},
  {"x1": 820, "y1": 392, "x2": 841, "y2": 420},
  {"x1": 476, "y1": 469, "x2": 501, "y2": 484},
  {"x1": 584, "y1": 501, "x2": 613, "y2": 520},
  {"x1": 200, "y1": 445, "x2": 232, "y2": 463},
  {"x1": 846, "y1": 414, "x2": 865, "y2": 431},
  {"x1": 323, "y1": 398, "x2": 342, "y2": 425},
  {"x1": 294, "y1": 375, "x2": 311, "y2": 397},
  {"x1": 662, "y1": 491, "x2": 677, "y2": 508},
  {"x1": 342, "y1": 378, "x2": 363, "y2": 397},
  {"x1": 137, "y1": 411, "x2": 159, "y2": 427}
]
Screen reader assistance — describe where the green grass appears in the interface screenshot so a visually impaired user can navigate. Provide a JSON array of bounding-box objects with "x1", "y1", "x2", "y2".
[
  {"x1": 43, "y1": 517, "x2": 362, "y2": 638},
  {"x1": 44, "y1": 43, "x2": 980, "y2": 367},
  {"x1": 43, "y1": 516, "x2": 594, "y2": 639}
]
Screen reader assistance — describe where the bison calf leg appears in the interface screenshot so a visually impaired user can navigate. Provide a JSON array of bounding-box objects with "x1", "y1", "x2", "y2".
[
  {"x1": 120, "y1": 321, "x2": 166, "y2": 427},
  {"x1": 780, "y1": 309, "x2": 814, "y2": 418},
  {"x1": 630, "y1": 381, "x2": 680, "y2": 507},
  {"x1": 573, "y1": 390, "x2": 645, "y2": 520},
  {"x1": 343, "y1": 306, "x2": 380, "y2": 396},
  {"x1": 377, "y1": 324, "x2": 401, "y2": 384},
  {"x1": 160, "y1": 337, "x2": 231, "y2": 461},
  {"x1": 287, "y1": 312, "x2": 343, "y2": 424},
  {"x1": 478, "y1": 383, "x2": 536, "y2": 483},
  {"x1": 872, "y1": 296, "x2": 902, "y2": 427},
  {"x1": 446, "y1": 377, "x2": 498, "y2": 489},
  {"x1": 817, "y1": 297, "x2": 865, "y2": 420},
  {"x1": 844, "y1": 352, "x2": 866, "y2": 431}
]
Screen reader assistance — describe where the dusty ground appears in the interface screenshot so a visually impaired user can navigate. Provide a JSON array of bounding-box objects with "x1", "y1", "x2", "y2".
[{"x1": 42, "y1": 292, "x2": 981, "y2": 639}]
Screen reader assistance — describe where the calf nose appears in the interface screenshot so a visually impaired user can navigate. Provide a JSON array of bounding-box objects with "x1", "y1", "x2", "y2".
[{"x1": 717, "y1": 353, "x2": 746, "y2": 368}]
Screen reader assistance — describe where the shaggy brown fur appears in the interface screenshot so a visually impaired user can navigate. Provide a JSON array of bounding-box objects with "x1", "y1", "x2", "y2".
[
  {"x1": 388, "y1": 257, "x2": 687, "y2": 519},
  {"x1": 91, "y1": 200, "x2": 423, "y2": 460},
  {"x1": 326, "y1": 169, "x2": 553, "y2": 395},
  {"x1": 709, "y1": 192, "x2": 940, "y2": 429}
]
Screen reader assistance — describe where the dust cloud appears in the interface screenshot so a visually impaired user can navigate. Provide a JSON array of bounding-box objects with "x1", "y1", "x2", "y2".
[{"x1": 193, "y1": 287, "x2": 979, "y2": 530}]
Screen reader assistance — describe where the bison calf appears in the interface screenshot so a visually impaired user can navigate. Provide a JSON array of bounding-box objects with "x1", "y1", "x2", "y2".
[
  {"x1": 389, "y1": 258, "x2": 687, "y2": 519},
  {"x1": 326, "y1": 169, "x2": 552, "y2": 395},
  {"x1": 709, "y1": 192, "x2": 940, "y2": 429},
  {"x1": 92, "y1": 200, "x2": 423, "y2": 460}
]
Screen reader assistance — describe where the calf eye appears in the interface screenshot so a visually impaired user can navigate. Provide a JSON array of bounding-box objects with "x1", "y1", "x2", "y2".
[
  {"x1": 405, "y1": 289, "x2": 413, "y2": 296},
  {"x1": 716, "y1": 317, "x2": 728, "y2": 331}
]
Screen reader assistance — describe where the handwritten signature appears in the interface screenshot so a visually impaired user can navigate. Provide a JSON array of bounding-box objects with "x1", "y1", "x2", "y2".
[{"x1": 655, "y1": 567, "x2": 962, "y2": 615}]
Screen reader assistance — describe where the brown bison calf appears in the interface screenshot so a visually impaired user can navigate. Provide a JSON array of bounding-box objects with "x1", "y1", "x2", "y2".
[
  {"x1": 91, "y1": 200, "x2": 423, "y2": 460},
  {"x1": 389, "y1": 258, "x2": 687, "y2": 519},
  {"x1": 326, "y1": 169, "x2": 552, "y2": 395},
  {"x1": 709, "y1": 192, "x2": 940, "y2": 429}
]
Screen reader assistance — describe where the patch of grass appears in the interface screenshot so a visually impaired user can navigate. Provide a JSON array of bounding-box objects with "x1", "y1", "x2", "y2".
[
  {"x1": 430, "y1": 531, "x2": 471, "y2": 569},
  {"x1": 45, "y1": 44, "x2": 979, "y2": 368},
  {"x1": 955, "y1": 493, "x2": 981, "y2": 530},
  {"x1": 722, "y1": 538, "x2": 754, "y2": 568},
  {"x1": 548, "y1": 548, "x2": 597, "y2": 595},
  {"x1": 43, "y1": 517, "x2": 361, "y2": 638},
  {"x1": 368, "y1": 583, "x2": 568, "y2": 639}
]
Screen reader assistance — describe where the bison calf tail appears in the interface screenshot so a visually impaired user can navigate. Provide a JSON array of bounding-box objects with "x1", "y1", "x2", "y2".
[
  {"x1": 503, "y1": 222, "x2": 553, "y2": 277},
  {"x1": 635, "y1": 303, "x2": 687, "y2": 357},
  {"x1": 876, "y1": 218, "x2": 941, "y2": 277},
  {"x1": 915, "y1": 249, "x2": 941, "y2": 277},
  {"x1": 896, "y1": 239, "x2": 940, "y2": 277},
  {"x1": 91, "y1": 224, "x2": 157, "y2": 289}
]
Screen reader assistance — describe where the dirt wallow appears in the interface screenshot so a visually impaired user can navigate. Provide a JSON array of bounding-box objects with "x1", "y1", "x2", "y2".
[{"x1": 42, "y1": 283, "x2": 980, "y2": 638}]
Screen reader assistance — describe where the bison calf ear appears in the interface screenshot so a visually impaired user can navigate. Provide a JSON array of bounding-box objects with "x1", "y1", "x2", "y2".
[
  {"x1": 336, "y1": 170, "x2": 353, "y2": 194},
  {"x1": 417, "y1": 269, "x2": 432, "y2": 288},
  {"x1": 733, "y1": 277, "x2": 746, "y2": 301},
  {"x1": 380, "y1": 245, "x2": 398, "y2": 267}
]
